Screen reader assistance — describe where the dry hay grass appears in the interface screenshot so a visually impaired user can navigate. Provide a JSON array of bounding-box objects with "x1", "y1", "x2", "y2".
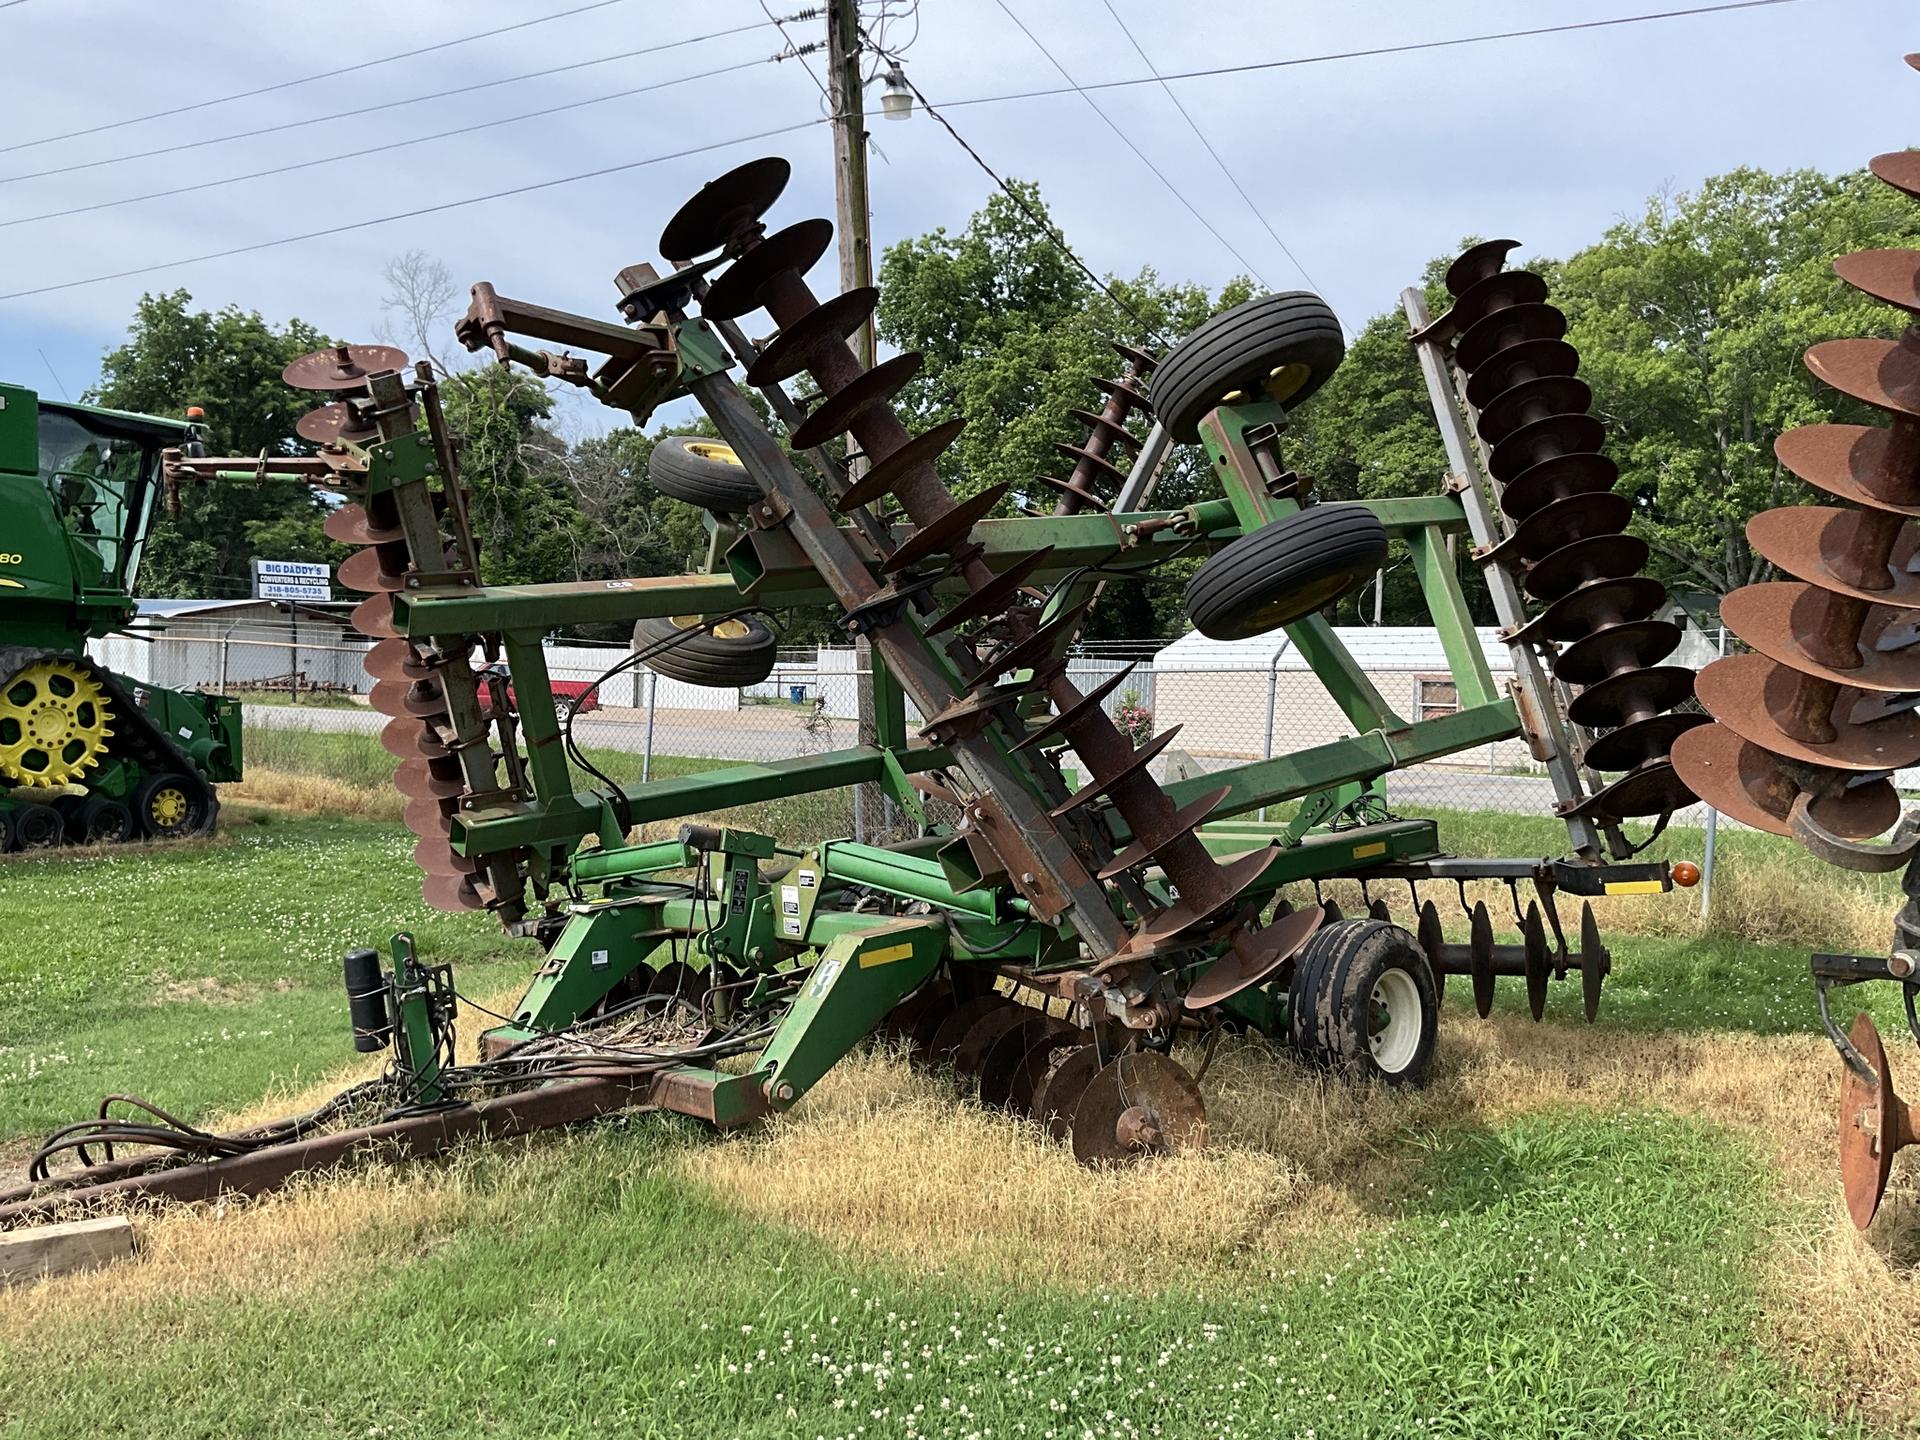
[
  {"x1": 678, "y1": 1013, "x2": 1920, "y2": 1424},
  {"x1": 224, "y1": 769, "x2": 405, "y2": 823}
]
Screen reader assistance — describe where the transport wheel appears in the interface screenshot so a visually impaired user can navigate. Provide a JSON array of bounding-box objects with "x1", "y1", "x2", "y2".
[
  {"x1": 1288, "y1": 919, "x2": 1438, "y2": 1086},
  {"x1": 633, "y1": 615, "x2": 778, "y2": 688},
  {"x1": 1184, "y1": 504, "x2": 1388, "y2": 640},
  {"x1": 1149, "y1": 291, "x2": 1346, "y2": 442},
  {"x1": 0, "y1": 808, "x2": 13, "y2": 851},
  {"x1": 134, "y1": 771, "x2": 211, "y2": 840},
  {"x1": 12, "y1": 800, "x2": 64, "y2": 850},
  {"x1": 77, "y1": 796, "x2": 134, "y2": 844},
  {"x1": 647, "y1": 436, "x2": 761, "y2": 512}
]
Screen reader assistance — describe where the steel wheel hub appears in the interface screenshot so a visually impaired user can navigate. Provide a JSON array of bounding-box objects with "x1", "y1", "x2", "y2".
[{"x1": 0, "y1": 659, "x2": 113, "y2": 786}]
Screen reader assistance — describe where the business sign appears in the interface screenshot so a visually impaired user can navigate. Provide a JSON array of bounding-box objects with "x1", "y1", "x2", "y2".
[{"x1": 252, "y1": 558, "x2": 332, "y2": 603}]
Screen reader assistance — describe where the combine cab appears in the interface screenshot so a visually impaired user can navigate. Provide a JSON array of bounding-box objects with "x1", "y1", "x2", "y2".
[{"x1": 0, "y1": 383, "x2": 241, "y2": 849}]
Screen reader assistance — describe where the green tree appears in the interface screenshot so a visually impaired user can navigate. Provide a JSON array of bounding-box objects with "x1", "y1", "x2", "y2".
[
  {"x1": 88, "y1": 290, "x2": 334, "y2": 598},
  {"x1": 1559, "y1": 166, "x2": 1920, "y2": 598}
]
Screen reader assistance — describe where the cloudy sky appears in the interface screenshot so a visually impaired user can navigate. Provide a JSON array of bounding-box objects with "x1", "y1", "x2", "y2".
[{"x1": 0, "y1": 0, "x2": 1912, "y2": 437}]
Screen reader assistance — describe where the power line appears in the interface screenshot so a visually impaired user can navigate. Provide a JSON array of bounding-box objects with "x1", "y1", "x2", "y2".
[
  {"x1": 0, "y1": 19, "x2": 779, "y2": 187},
  {"x1": 759, "y1": 0, "x2": 830, "y2": 105},
  {"x1": 938, "y1": 0, "x2": 1802, "y2": 112},
  {"x1": 1096, "y1": 0, "x2": 1328, "y2": 300},
  {"x1": 2, "y1": 52, "x2": 796, "y2": 231},
  {"x1": 989, "y1": 0, "x2": 1270, "y2": 290},
  {"x1": 0, "y1": 119, "x2": 825, "y2": 304},
  {"x1": 0, "y1": 0, "x2": 639, "y2": 157}
]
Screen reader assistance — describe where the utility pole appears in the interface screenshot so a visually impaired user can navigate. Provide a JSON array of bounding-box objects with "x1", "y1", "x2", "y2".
[
  {"x1": 826, "y1": 0, "x2": 885, "y2": 842},
  {"x1": 826, "y1": 0, "x2": 875, "y2": 371}
]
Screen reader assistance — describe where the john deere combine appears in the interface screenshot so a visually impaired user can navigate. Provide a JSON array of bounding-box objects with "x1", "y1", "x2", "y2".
[{"x1": 0, "y1": 384, "x2": 240, "y2": 849}]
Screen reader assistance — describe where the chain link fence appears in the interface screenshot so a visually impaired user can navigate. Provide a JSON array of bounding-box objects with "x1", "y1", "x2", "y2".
[{"x1": 91, "y1": 621, "x2": 1734, "y2": 843}]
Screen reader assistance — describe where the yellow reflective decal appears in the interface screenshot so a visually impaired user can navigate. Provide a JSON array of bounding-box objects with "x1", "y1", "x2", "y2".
[
  {"x1": 1603, "y1": 879, "x2": 1664, "y2": 895},
  {"x1": 860, "y1": 941, "x2": 916, "y2": 968},
  {"x1": 1351, "y1": 842, "x2": 1387, "y2": 859}
]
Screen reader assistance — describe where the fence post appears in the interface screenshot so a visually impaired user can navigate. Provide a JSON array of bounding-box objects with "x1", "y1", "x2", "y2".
[
  {"x1": 1699, "y1": 625, "x2": 1727, "y2": 921},
  {"x1": 642, "y1": 670, "x2": 658, "y2": 784},
  {"x1": 1259, "y1": 639, "x2": 1291, "y2": 821}
]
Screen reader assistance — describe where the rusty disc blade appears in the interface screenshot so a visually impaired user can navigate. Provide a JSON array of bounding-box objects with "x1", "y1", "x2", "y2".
[
  {"x1": 1182, "y1": 903, "x2": 1324, "y2": 1010},
  {"x1": 1455, "y1": 301, "x2": 1568, "y2": 374},
  {"x1": 1444, "y1": 268, "x2": 1551, "y2": 337},
  {"x1": 838, "y1": 416, "x2": 968, "y2": 511},
  {"x1": 1521, "y1": 904, "x2": 1550, "y2": 1022},
  {"x1": 296, "y1": 402, "x2": 378, "y2": 446},
  {"x1": 1695, "y1": 652, "x2": 1920, "y2": 771},
  {"x1": 1834, "y1": 249, "x2": 1920, "y2": 315},
  {"x1": 1034, "y1": 476, "x2": 1110, "y2": 511},
  {"x1": 1092, "y1": 374, "x2": 1151, "y2": 411},
  {"x1": 370, "y1": 678, "x2": 447, "y2": 720},
  {"x1": 1112, "y1": 339, "x2": 1159, "y2": 373},
  {"x1": 876, "y1": 979, "x2": 950, "y2": 1047},
  {"x1": 979, "y1": 1015, "x2": 1069, "y2": 1109},
  {"x1": 926, "y1": 546, "x2": 1055, "y2": 636},
  {"x1": 350, "y1": 591, "x2": 399, "y2": 639},
  {"x1": 1068, "y1": 408, "x2": 1140, "y2": 449},
  {"x1": 1671, "y1": 723, "x2": 1792, "y2": 834},
  {"x1": 1555, "y1": 618, "x2": 1682, "y2": 687},
  {"x1": 1805, "y1": 337, "x2": 1920, "y2": 419},
  {"x1": 1469, "y1": 902, "x2": 1496, "y2": 1019},
  {"x1": 1523, "y1": 533, "x2": 1650, "y2": 603},
  {"x1": 1870, "y1": 150, "x2": 1920, "y2": 203},
  {"x1": 1071, "y1": 1052, "x2": 1206, "y2": 1167},
  {"x1": 338, "y1": 544, "x2": 407, "y2": 594},
  {"x1": 1748, "y1": 507, "x2": 1920, "y2": 607},
  {"x1": 746, "y1": 286, "x2": 879, "y2": 386},
  {"x1": 1011, "y1": 663, "x2": 1135, "y2": 754},
  {"x1": 1488, "y1": 412, "x2": 1608, "y2": 484},
  {"x1": 421, "y1": 873, "x2": 485, "y2": 913},
  {"x1": 1511, "y1": 575, "x2": 1665, "y2": 645},
  {"x1": 952, "y1": 1005, "x2": 1032, "y2": 1084},
  {"x1": 324, "y1": 503, "x2": 401, "y2": 547},
  {"x1": 790, "y1": 352, "x2": 924, "y2": 451},
  {"x1": 1034, "y1": 1043, "x2": 1105, "y2": 1142},
  {"x1": 1579, "y1": 760, "x2": 1696, "y2": 820},
  {"x1": 1096, "y1": 786, "x2": 1232, "y2": 882},
  {"x1": 881, "y1": 483, "x2": 1006, "y2": 574},
  {"x1": 1583, "y1": 711, "x2": 1709, "y2": 772},
  {"x1": 1475, "y1": 374, "x2": 1594, "y2": 447},
  {"x1": 1445, "y1": 238, "x2": 1522, "y2": 297},
  {"x1": 1722, "y1": 582, "x2": 1920, "y2": 692},
  {"x1": 700, "y1": 216, "x2": 834, "y2": 319},
  {"x1": 403, "y1": 791, "x2": 456, "y2": 837},
  {"x1": 968, "y1": 598, "x2": 1093, "y2": 688},
  {"x1": 1499, "y1": 450, "x2": 1619, "y2": 521},
  {"x1": 1500, "y1": 490, "x2": 1631, "y2": 566},
  {"x1": 412, "y1": 834, "x2": 479, "y2": 876},
  {"x1": 659, "y1": 157, "x2": 790, "y2": 261},
  {"x1": 652, "y1": 960, "x2": 710, "y2": 1003},
  {"x1": 364, "y1": 637, "x2": 432, "y2": 684},
  {"x1": 380, "y1": 721, "x2": 450, "y2": 762},
  {"x1": 1114, "y1": 845, "x2": 1281, "y2": 961},
  {"x1": 1416, "y1": 900, "x2": 1448, "y2": 1001},
  {"x1": 1775, "y1": 424, "x2": 1920, "y2": 513},
  {"x1": 1053, "y1": 441, "x2": 1128, "y2": 486},
  {"x1": 1839, "y1": 1012, "x2": 1902, "y2": 1229},
  {"x1": 1052, "y1": 726, "x2": 1183, "y2": 817},
  {"x1": 927, "y1": 994, "x2": 1011, "y2": 1068},
  {"x1": 1464, "y1": 336, "x2": 1580, "y2": 411},
  {"x1": 1008, "y1": 1027, "x2": 1084, "y2": 1116},
  {"x1": 396, "y1": 755, "x2": 465, "y2": 800},
  {"x1": 1565, "y1": 665, "x2": 1694, "y2": 729},
  {"x1": 1578, "y1": 903, "x2": 1605, "y2": 1023},
  {"x1": 283, "y1": 344, "x2": 410, "y2": 392}
]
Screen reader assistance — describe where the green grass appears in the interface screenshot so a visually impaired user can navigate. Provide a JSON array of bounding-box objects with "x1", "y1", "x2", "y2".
[
  {"x1": 0, "y1": 1110, "x2": 1859, "y2": 1439},
  {"x1": 0, "y1": 815, "x2": 529, "y2": 1141}
]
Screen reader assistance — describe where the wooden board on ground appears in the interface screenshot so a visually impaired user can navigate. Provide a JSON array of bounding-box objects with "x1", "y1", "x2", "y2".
[{"x1": 0, "y1": 1216, "x2": 135, "y2": 1285}]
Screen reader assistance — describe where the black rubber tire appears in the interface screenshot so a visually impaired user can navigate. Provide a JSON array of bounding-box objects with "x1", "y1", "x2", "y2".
[
  {"x1": 134, "y1": 771, "x2": 213, "y2": 841},
  {"x1": 12, "y1": 801, "x2": 65, "y2": 850},
  {"x1": 1288, "y1": 918, "x2": 1438, "y2": 1086},
  {"x1": 633, "y1": 615, "x2": 778, "y2": 689},
  {"x1": 78, "y1": 796, "x2": 134, "y2": 844},
  {"x1": 0, "y1": 809, "x2": 12, "y2": 852},
  {"x1": 1150, "y1": 291, "x2": 1345, "y2": 442},
  {"x1": 1185, "y1": 503, "x2": 1387, "y2": 640},
  {"x1": 647, "y1": 436, "x2": 761, "y2": 513}
]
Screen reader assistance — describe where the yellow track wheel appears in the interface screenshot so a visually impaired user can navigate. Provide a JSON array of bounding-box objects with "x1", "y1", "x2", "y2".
[{"x1": 0, "y1": 659, "x2": 114, "y2": 786}]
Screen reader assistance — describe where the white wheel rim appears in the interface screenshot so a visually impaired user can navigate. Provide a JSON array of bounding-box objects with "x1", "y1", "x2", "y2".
[{"x1": 1368, "y1": 968, "x2": 1423, "y2": 1074}]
